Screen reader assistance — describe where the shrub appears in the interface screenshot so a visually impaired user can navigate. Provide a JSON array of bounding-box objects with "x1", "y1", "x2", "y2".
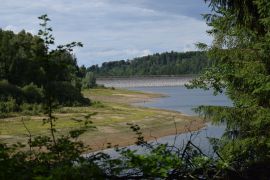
[
  {"x1": 0, "y1": 80, "x2": 24, "y2": 103},
  {"x1": 20, "y1": 103, "x2": 43, "y2": 115},
  {"x1": 47, "y1": 81, "x2": 90, "y2": 106},
  {"x1": 91, "y1": 101, "x2": 105, "y2": 108},
  {"x1": 0, "y1": 97, "x2": 19, "y2": 116},
  {"x1": 22, "y1": 83, "x2": 44, "y2": 103}
]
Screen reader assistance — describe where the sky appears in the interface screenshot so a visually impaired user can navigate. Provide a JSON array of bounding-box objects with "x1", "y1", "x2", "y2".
[{"x1": 0, "y1": 0, "x2": 212, "y2": 67}]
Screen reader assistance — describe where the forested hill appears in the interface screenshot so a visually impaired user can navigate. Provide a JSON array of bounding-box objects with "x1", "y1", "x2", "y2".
[{"x1": 87, "y1": 51, "x2": 209, "y2": 77}]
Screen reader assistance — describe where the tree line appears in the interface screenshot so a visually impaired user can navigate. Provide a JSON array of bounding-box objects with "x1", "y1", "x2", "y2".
[
  {"x1": 87, "y1": 51, "x2": 210, "y2": 76},
  {"x1": 2, "y1": 0, "x2": 270, "y2": 177}
]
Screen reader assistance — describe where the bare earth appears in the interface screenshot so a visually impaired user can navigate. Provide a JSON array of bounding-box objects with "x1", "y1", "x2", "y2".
[
  {"x1": 81, "y1": 88, "x2": 204, "y2": 151},
  {"x1": 0, "y1": 88, "x2": 205, "y2": 152}
]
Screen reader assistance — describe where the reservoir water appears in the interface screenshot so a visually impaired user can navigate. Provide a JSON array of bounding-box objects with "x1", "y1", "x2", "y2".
[
  {"x1": 129, "y1": 86, "x2": 232, "y2": 115},
  {"x1": 101, "y1": 85, "x2": 232, "y2": 157},
  {"x1": 130, "y1": 86, "x2": 232, "y2": 155}
]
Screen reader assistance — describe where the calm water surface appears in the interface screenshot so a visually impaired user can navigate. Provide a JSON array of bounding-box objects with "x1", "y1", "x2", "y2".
[
  {"x1": 129, "y1": 86, "x2": 232, "y2": 154},
  {"x1": 129, "y1": 86, "x2": 232, "y2": 115},
  {"x1": 102, "y1": 86, "x2": 233, "y2": 157}
]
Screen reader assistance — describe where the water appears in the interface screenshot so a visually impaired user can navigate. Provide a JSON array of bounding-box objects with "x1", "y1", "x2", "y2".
[
  {"x1": 129, "y1": 86, "x2": 232, "y2": 155},
  {"x1": 130, "y1": 86, "x2": 232, "y2": 115},
  {"x1": 101, "y1": 86, "x2": 232, "y2": 157},
  {"x1": 101, "y1": 123, "x2": 227, "y2": 158}
]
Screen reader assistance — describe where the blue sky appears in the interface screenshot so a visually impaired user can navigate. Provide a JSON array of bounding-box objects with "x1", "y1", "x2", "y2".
[{"x1": 0, "y1": 0, "x2": 211, "y2": 66}]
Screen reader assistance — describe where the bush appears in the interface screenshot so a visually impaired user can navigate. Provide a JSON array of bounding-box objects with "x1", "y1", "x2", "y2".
[
  {"x1": 0, "y1": 80, "x2": 24, "y2": 103},
  {"x1": 20, "y1": 103, "x2": 43, "y2": 115},
  {"x1": 0, "y1": 97, "x2": 19, "y2": 116},
  {"x1": 47, "y1": 81, "x2": 91, "y2": 106},
  {"x1": 91, "y1": 101, "x2": 105, "y2": 108},
  {"x1": 22, "y1": 83, "x2": 44, "y2": 103}
]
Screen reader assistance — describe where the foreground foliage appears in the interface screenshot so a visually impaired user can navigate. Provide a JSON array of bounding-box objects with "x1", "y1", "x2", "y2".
[
  {"x1": 2, "y1": 0, "x2": 270, "y2": 178},
  {"x1": 187, "y1": 0, "x2": 270, "y2": 178}
]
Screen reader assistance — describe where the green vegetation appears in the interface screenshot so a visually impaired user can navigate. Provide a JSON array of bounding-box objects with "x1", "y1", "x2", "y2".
[
  {"x1": 0, "y1": 88, "x2": 202, "y2": 150},
  {"x1": 88, "y1": 51, "x2": 210, "y2": 76},
  {"x1": 82, "y1": 72, "x2": 97, "y2": 89},
  {"x1": 186, "y1": 0, "x2": 270, "y2": 178},
  {"x1": 0, "y1": 15, "x2": 90, "y2": 117},
  {"x1": 1, "y1": 0, "x2": 270, "y2": 178}
]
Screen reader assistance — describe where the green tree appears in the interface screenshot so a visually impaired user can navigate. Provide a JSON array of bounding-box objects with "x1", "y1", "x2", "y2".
[
  {"x1": 187, "y1": 0, "x2": 270, "y2": 177},
  {"x1": 87, "y1": 51, "x2": 209, "y2": 77}
]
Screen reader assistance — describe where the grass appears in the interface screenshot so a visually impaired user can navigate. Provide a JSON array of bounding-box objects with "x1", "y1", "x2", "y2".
[
  {"x1": 0, "y1": 87, "x2": 204, "y2": 151},
  {"x1": 84, "y1": 87, "x2": 151, "y2": 96}
]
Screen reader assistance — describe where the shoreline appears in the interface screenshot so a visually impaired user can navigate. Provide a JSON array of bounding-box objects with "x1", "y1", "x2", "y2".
[
  {"x1": 82, "y1": 87, "x2": 205, "y2": 152},
  {"x1": 0, "y1": 87, "x2": 205, "y2": 152},
  {"x1": 85, "y1": 118, "x2": 205, "y2": 152}
]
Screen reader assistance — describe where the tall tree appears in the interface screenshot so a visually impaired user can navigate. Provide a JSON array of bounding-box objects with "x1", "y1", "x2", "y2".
[{"x1": 188, "y1": 0, "x2": 270, "y2": 177}]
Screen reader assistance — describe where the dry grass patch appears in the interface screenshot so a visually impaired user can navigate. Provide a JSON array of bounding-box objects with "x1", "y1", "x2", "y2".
[{"x1": 0, "y1": 88, "x2": 204, "y2": 151}]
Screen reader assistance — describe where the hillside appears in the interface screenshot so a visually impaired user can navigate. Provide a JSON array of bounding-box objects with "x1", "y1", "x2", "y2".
[{"x1": 87, "y1": 51, "x2": 209, "y2": 76}]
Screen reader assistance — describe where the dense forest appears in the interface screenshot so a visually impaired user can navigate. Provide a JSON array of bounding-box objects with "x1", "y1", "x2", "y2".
[{"x1": 87, "y1": 51, "x2": 209, "y2": 76}]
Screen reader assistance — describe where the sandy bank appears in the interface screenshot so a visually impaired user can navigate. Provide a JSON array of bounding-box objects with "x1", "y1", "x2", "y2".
[
  {"x1": 0, "y1": 88, "x2": 204, "y2": 152},
  {"x1": 81, "y1": 88, "x2": 204, "y2": 152}
]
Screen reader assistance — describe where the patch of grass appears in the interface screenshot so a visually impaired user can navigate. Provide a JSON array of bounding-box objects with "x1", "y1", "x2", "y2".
[
  {"x1": 83, "y1": 87, "x2": 161, "y2": 99},
  {"x1": 0, "y1": 88, "x2": 203, "y2": 150},
  {"x1": 91, "y1": 101, "x2": 106, "y2": 108}
]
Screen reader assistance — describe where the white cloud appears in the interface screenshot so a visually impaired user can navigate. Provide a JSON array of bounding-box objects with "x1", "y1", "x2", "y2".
[
  {"x1": 95, "y1": 49, "x2": 152, "y2": 57},
  {"x1": 0, "y1": 0, "x2": 212, "y2": 66},
  {"x1": 3, "y1": 25, "x2": 20, "y2": 33}
]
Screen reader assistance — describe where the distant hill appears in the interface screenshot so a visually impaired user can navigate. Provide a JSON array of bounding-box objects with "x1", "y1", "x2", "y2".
[{"x1": 87, "y1": 51, "x2": 210, "y2": 77}]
